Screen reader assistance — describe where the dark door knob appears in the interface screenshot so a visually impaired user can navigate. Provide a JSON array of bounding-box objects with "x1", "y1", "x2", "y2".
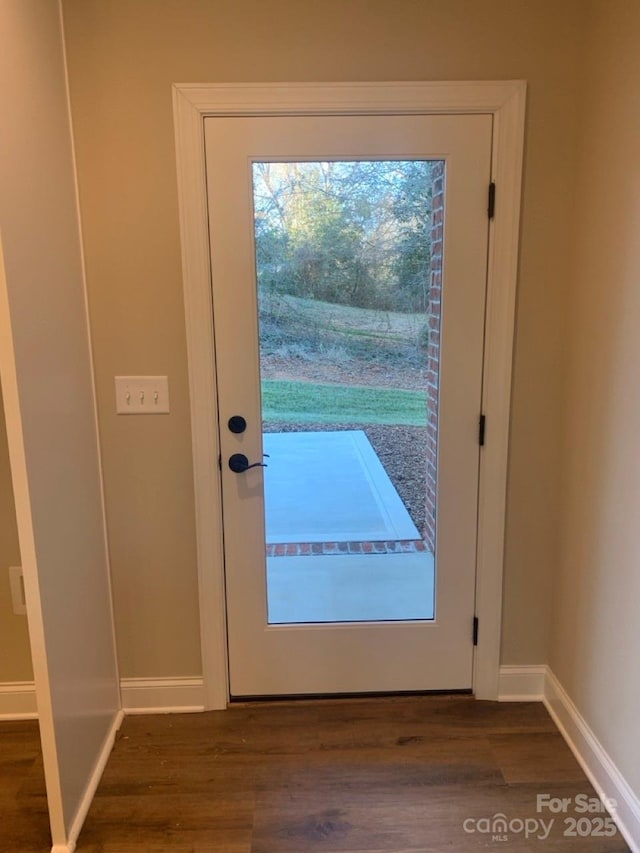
[
  {"x1": 228, "y1": 453, "x2": 268, "y2": 473},
  {"x1": 228, "y1": 415, "x2": 247, "y2": 434}
]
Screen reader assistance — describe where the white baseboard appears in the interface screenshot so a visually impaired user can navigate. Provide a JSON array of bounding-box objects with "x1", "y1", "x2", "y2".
[
  {"x1": 119, "y1": 677, "x2": 205, "y2": 714},
  {"x1": 498, "y1": 665, "x2": 640, "y2": 852},
  {"x1": 0, "y1": 680, "x2": 37, "y2": 719},
  {"x1": 544, "y1": 668, "x2": 640, "y2": 853},
  {"x1": 58, "y1": 709, "x2": 124, "y2": 853},
  {"x1": 498, "y1": 665, "x2": 547, "y2": 701},
  {"x1": 0, "y1": 676, "x2": 206, "y2": 720}
]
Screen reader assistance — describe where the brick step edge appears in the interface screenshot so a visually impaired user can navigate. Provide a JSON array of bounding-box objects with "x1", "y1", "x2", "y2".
[{"x1": 267, "y1": 540, "x2": 428, "y2": 557}]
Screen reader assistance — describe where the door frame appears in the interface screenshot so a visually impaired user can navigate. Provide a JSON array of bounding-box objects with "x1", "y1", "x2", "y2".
[{"x1": 172, "y1": 81, "x2": 526, "y2": 709}]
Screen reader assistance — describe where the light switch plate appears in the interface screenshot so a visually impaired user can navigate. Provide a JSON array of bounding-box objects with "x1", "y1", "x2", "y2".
[{"x1": 115, "y1": 376, "x2": 170, "y2": 414}]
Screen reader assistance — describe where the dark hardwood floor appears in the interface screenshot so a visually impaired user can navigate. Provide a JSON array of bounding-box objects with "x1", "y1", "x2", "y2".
[
  {"x1": 0, "y1": 720, "x2": 50, "y2": 852},
  {"x1": 1, "y1": 697, "x2": 630, "y2": 851}
]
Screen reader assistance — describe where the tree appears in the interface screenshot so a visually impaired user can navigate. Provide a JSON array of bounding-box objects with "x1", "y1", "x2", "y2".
[
  {"x1": 252, "y1": 159, "x2": 434, "y2": 313},
  {"x1": 392, "y1": 161, "x2": 433, "y2": 312}
]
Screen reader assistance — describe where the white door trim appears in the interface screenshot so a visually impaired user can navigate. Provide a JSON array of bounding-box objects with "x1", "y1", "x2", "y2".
[{"x1": 172, "y1": 81, "x2": 526, "y2": 709}]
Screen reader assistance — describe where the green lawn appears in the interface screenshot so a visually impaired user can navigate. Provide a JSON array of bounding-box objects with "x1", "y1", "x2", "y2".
[{"x1": 261, "y1": 379, "x2": 426, "y2": 426}]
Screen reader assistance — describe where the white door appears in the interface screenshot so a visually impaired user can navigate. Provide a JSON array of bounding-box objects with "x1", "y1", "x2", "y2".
[{"x1": 204, "y1": 114, "x2": 492, "y2": 697}]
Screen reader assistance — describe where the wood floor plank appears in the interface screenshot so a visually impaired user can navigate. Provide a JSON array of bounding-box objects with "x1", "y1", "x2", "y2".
[
  {"x1": 252, "y1": 781, "x2": 629, "y2": 852},
  {"x1": 77, "y1": 792, "x2": 254, "y2": 852},
  {"x1": 488, "y1": 731, "x2": 588, "y2": 784},
  {"x1": 0, "y1": 720, "x2": 50, "y2": 852}
]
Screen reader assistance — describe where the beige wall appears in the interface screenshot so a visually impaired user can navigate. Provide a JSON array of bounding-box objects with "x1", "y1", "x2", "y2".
[
  {"x1": 551, "y1": 0, "x2": 640, "y2": 795},
  {"x1": 61, "y1": 0, "x2": 583, "y2": 677},
  {"x1": 0, "y1": 385, "x2": 32, "y2": 682},
  {"x1": 0, "y1": 0, "x2": 120, "y2": 838}
]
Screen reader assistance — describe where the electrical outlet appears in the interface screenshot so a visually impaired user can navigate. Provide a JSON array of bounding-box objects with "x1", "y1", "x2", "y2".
[
  {"x1": 9, "y1": 566, "x2": 26, "y2": 615},
  {"x1": 115, "y1": 376, "x2": 170, "y2": 414}
]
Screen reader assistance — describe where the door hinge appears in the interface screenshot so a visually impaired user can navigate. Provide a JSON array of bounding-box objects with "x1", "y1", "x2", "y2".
[
  {"x1": 473, "y1": 616, "x2": 479, "y2": 646},
  {"x1": 479, "y1": 414, "x2": 486, "y2": 447},
  {"x1": 488, "y1": 182, "x2": 496, "y2": 219}
]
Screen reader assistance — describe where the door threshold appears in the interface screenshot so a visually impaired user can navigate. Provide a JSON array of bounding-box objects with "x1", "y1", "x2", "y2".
[{"x1": 229, "y1": 688, "x2": 473, "y2": 705}]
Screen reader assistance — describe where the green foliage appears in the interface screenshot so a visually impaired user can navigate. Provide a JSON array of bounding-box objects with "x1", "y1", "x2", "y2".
[
  {"x1": 417, "y1": 322, "x2": 431, "y2": 350},
  {"x1": 391, "y1": 161, "x2": 433, "y2": 312},
  {"x1": 262, "y1": 379, "x2": 427, "y2": 426},
  {"x1": 253, "y1": 160, "x2": 434, "y2": 313}
]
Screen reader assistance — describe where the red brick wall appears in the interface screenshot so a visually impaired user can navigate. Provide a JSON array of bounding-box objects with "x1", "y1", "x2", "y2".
[{"x1": 424, "y1": 162, "x2": 444, "y2": 552}]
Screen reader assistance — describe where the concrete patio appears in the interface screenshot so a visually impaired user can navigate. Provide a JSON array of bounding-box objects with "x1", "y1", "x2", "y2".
[{"x1": 263, "y1": 430, "x2": 434, "y2": 623}]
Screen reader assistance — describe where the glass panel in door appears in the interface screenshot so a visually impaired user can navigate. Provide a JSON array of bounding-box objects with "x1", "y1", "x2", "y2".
[{"x1": 252, "y1": 160, "x2": 443, "y2": 625}]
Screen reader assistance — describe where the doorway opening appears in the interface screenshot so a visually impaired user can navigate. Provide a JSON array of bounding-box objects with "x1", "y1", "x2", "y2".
[{"x1": 175, "y1": 81, "x2": 526, "y2": 703}]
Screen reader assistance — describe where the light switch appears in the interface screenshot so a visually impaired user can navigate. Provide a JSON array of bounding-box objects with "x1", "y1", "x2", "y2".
[{"x1": 115, "y1": 376, "x2": 170, "y2": 414}]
